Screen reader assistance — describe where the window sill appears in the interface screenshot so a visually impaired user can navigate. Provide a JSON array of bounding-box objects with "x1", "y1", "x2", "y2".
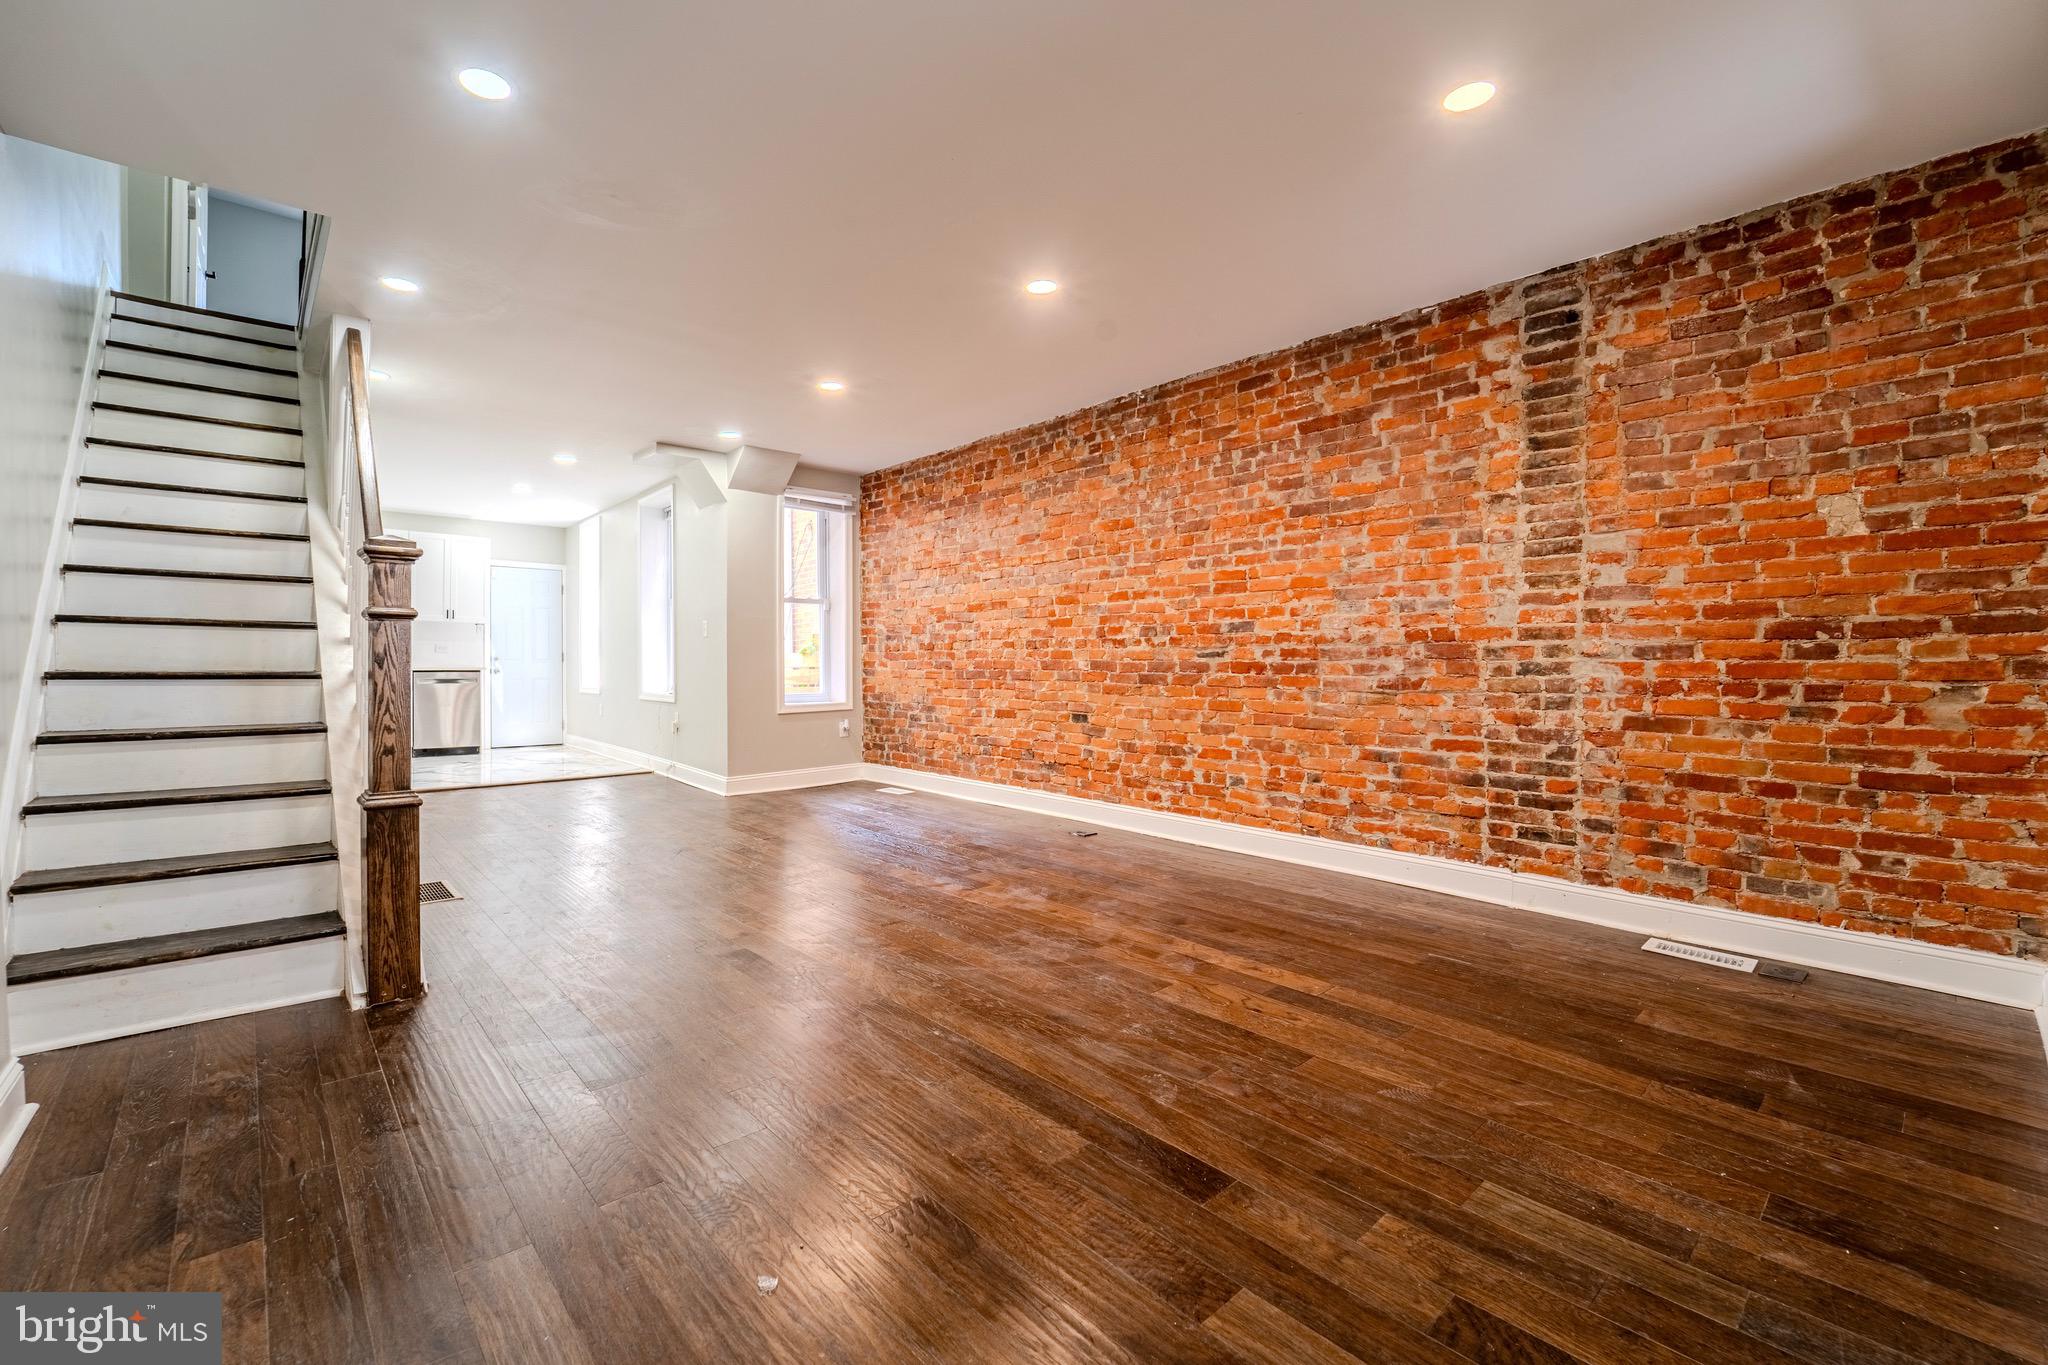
[
  {"x1": 777, "y1": 700, "x2": 853, "y2": 715},
  {"x1": 639, "y1": 692, "x2": 676, "y2": 704}
]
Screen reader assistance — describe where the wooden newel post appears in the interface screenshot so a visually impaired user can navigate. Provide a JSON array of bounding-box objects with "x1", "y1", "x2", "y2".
[{"x1": 362, "y1": 532, "x2": 424, "y2": 1005}]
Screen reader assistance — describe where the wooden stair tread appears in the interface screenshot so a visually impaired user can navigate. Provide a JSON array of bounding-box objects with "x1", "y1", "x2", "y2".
[
  {"x1": 53, "y1": 613, "x2": 316, "y2": 629},
  {"x1": 6, "y1": 911, "x2": 344, "y2": 985},
  {"x1": 110, "y1": 314, "x2": 297, "y2": 352},
  {"x1": 44, "y1": 669, "x2": 321, "y2": 680},
  {"x1": 87, "y1": 437, "x2": 303, "y2": 468},
  {"x1": 111, "y1": 290, "x2": 297, "y2": 333},
  {"x1": 99, "y1": 369, "x2": 300, "y2": 405},
  {"x1": 9, "y1": 841, "x2": 338, "y2": 896},
  {"x1": 93, "y1": 402, "x2": 301, "y2": 436},
  {"x1": 73, "y1": 517, "x2": 309, "y2": 541},
  {"x1": 78, "y1": 475, "x2": 306, "y2": 504},
  {"x1": 37, "y1": 720, "x2": 327, "y2": 745},
  {"x1": 63, "y1": 563, "x2": 313, "y2": 584},
  {"x1": 104, "y1": 339, "x2": 298, "y2": 379},
  {"x1": 24, "y1": 780, "x2": 331, "y2": 816}
]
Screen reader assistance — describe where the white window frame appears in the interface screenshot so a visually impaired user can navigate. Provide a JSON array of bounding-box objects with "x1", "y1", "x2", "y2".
[
  {"x1": 777, "y1": 490, "x2": 853, "y2": 713},
  {"x1": 575, "y1": 516, "x2": 601, "y2": 694},
  {"x1": 637, "y1": 485, "x2": 675, "y2": 703}
]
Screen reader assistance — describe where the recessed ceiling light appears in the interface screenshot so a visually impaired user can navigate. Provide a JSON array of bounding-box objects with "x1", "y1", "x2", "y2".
[
  {"x1": 368, "y1": 368, "x2": 391, "y2": 381},
  {"x1": 1441, "y1": 80, "x2": 1496, "y2": 113},
  {"x1": 379, "y1": 276, "x2": 420, "y2": 294},
  {"x1": 511, "y1": 482, "x2": 533, "y2": 495},
  {"x1": 816, "y1": 379, "x2": 846, "y2": 393},
  {"x1": 1025, "y1": 279, "x2": 1059, "y2": 295},
  {"x1": 457, "y1": 68, "x2": 513, "y2": 101},
  {"x1": 551, "y1": 452, "x2": 577, "y2": 465},
  {"x1": 716, "y1": 429, "x2": 743, "y2": 441}
]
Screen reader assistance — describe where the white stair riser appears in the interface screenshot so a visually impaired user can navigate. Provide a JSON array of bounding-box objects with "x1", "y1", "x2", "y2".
[
  {"x1": 43, "y1": 677, "x2": 324, "y2": 730},
  {"x1": 11, "y1": 861, "x2": 338, "y2": 955},
  {"x1": 22, "y1": 796, "x2": 332, "y2": 872},
  {"x1": 114, "y1": 298, "x2": 299, "y2": 346},
  {"x1": 33, "y1": 732, "x2": 329, "y2": 795},
  {"x1": 68, "y1": 523, "x2": 310, "y2": 576},
  {"x1": 100, "y1": 344, "x2": 300, "y2": 400},
  {"x1": 7, "y1": 934, "x2": 345, "y2": 1054},
  {"x1": 96, "y1": 375, "x2": 301, "y2": 428},
  {"x1": 75, "y1": 483, "x2": 307, "y2": 536},
  {"x1": 54, "y1": 621, "x2": 317, "y2": 671},
  {"x1": 91, "y1": 406, "x2": 302, "y2": 461},
  {"x1": 85, "y1": 443, "x2": 305, "y2": 497},
  {"x1": 108, "y1": 316, "x2": 299, "y2": 369},
  {"x1": 60, "y1": 572, "x2": 313, "y2": 619}
]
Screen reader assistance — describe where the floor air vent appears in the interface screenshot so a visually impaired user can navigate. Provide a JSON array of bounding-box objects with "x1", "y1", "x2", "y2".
[
  {"x1": 1642, "y1": 937, "x2": 1754, "y2": 973},
  {"x1": 420, "y1": 879, "x2": 463, "y2": 905}
]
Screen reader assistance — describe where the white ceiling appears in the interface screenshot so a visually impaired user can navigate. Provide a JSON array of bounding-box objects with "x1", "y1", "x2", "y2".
[{"x1": 3, "y1": 1, "x2": 2045, "y2": 525}]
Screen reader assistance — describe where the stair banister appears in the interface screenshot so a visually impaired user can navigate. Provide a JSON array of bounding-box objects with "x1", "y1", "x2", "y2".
[{"x1": 338, "y1": 327, "x2": 424, "y2": 1004}]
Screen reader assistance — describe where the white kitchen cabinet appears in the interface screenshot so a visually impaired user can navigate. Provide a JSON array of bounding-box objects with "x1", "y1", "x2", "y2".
[
  {"x1": 390, "y1": 529, "x2": 488, "y2": 624},
  {"x1": 445, "y1": 534, "x2": 490, "y2": 624}
]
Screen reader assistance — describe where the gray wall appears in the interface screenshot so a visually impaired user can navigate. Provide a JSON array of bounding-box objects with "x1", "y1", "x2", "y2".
[
  {"x1": 205, "y1": 193, "x2": 299, "y2": 324},
  {"x1": 119, "y1": 167, "x2": 169, "y2": 299},
  {"x1": 566, "y1": 481, "x2": 729, "y2": 776},
  {"x1": 564, "y1": 463, "x2": 861, "y2": 781},
  {"x1": 725, "y1": 468, "x2": 862, "y2": 778},
  {"x1": 386, "y1": 511, "x2": 567, "y2": 566},
  {"x1": 0, "y1": 132, "x2": 123, "y2": 1079}
]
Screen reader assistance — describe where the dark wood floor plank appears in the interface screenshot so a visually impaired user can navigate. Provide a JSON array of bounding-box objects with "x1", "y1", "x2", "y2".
[
  {"x1": 321, "y1": 1071, "x2": 478, "y2": 1365},
  {"x1": 171, "y1": 1239, "x2": 267, "y2": 1365},
  {"x1": 76, "y1": 1118, "x2": 186, "y2": 1290},
  {"x1": 455, "y1": 1245, "x2": 600, "y2": 1365},
  {"x1": 1203, "y1": 1289, "x2": 1368, "y2": 1365}
]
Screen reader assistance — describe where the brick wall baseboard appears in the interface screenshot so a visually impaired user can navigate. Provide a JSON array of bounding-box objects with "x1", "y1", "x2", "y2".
[{"x1": 866, "y1": 762, "x2": 2048, "y2": 1023}]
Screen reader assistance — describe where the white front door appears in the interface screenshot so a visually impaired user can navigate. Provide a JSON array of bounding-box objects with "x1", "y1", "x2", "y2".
[{"x1": 489, "y1": 565, "x2": 563, "y2": 748}]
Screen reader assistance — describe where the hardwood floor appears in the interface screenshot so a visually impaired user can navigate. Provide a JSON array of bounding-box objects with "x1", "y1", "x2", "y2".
[{"x1": 5, "y1": 774, "x2": 2047, "y2": 1363}]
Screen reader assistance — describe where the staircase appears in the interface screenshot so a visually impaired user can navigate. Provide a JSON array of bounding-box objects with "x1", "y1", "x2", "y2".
[{"x1": 6, "y1": 292, "x2": 347, "y2": 1053}]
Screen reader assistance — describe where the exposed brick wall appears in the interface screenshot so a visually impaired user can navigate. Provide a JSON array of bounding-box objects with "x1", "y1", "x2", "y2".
[{"x1": 862, "y1": 129, "x2": 2048, "y2": 957}]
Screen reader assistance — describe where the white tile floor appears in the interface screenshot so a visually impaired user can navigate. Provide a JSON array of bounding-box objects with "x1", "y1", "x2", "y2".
[{"x1": 413, "y1": 743, "x2": 648, "y2": 792}]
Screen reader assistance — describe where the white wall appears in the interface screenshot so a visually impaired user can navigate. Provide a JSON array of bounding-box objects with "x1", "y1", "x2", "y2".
[
  {"x1": 205, "y1": 192, "x2": 299, "y2": 324},
  {"x1": 0, "y1": 132, "x2": 124, "y2": 1164}
]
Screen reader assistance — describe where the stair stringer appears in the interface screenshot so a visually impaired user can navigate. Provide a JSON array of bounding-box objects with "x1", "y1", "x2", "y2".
[
  {"x1": 0, "y1": 283, "x2": 112, "y2": 954},
  {"x1": 300, "y1": 314, "x2": 374, "y2": 1005}
]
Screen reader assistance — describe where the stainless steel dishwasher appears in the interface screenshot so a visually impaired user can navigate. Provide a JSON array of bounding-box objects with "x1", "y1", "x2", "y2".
[{"x1": 413, "y1": 670, "x2": 481, "y2": 755}]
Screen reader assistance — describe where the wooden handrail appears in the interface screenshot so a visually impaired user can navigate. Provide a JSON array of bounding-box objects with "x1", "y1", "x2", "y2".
[
  {"x1": 339, "y1": 324, "x2": 424, "y2": 1005},
  {"x1": 342, "y1": 328, "x2": 385, "y2": 541}
]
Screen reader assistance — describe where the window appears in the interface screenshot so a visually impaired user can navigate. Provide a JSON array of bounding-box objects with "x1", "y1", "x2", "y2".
[
  {"x1": 779, "y1": 491, "x2": 853, "y2": 710},
  {"x1": 637, "y1": 487, "x2": 674, "y2": 701},
  {"x1": 575, "y1": 516, "x2": 600, "y2": 693}
]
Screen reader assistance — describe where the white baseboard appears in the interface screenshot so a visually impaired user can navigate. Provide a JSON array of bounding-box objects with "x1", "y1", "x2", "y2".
[
  {"x1": 563, "y1": 734, "x2": 862, "y2": 799},
  {"x1": 0, "y1": 1059, "x2": 35, "y2": 1177},
  {"x1": 865, "y1": 763, "x2": 2048, "y2": 1017},
  {"x1": 725, "y1": 763, "x2": 867, "y2": 795}
]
